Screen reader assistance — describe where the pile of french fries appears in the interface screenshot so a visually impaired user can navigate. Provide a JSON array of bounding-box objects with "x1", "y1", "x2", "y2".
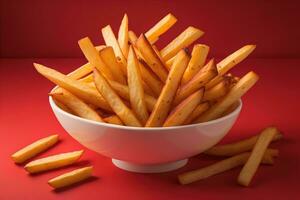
[
  {"x1": 178, "y1": 126, "x2": 283, "y2": 186},
  {"x1": 34, "y1": 13, "x2": 258, "y2": 127},
  {"x1": 11, "y1": 135, "x2": 93, "y2": 189}
]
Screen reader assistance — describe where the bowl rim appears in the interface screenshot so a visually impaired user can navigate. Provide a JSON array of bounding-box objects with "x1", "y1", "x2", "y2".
[{"x1": 49, "y1": 96, "x2": 242, "y2": 131}]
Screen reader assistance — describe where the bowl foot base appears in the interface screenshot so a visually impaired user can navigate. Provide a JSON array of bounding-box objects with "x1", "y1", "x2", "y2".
[{"x1": 112, "y1": 158, "x2": 188, "y2": 173}]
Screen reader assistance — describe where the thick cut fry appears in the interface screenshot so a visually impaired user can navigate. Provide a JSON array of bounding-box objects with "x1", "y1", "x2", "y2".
[
  {"x1": 160, "y1": 26, "x2": 204, "y2": 61},
  {"x1": 206, "y1": 45, "x2": 256, "y2": 89},
  {"x1": 163, "y1": 89, "x2": 204, "y2": 127},
  {"x1": 50, "y1": 89, "x2": 103, "y2": 122},
  {"x1": 128, "y1": 30, "x2": 138, "y2": 45},
  {"x1": 174, "y1": 59, "x2": 218, "y2": 105},
  {"x1": 238, "y1": 127, "x2": 279, "y2": 186},
  {"x1": 152, "y1": 45, "x2": 164, "y2": 61},
  {"x1": 197, "y1": 71, "x2": 259, "y2": 122},
  {"x1": 99, "y1": 46, "x2": 127, "y2": 83},
  {"x1": 205, "y1": 74, "x2": 224, "y2": 90},
  {"x1": 95, "y1": 45, "x2": 106, "y2": 51},
  {"x1": 11, "y1": 135, "x2": 59, "y2": 164},
  {"x1": 146, "y1": 50, "x2": 189, "y2": 127},
  {"x1": 182, "y1": 44, "x2": 210, "y2": 84},
  {"x1": 127, "y1": 46, "x2": 149, "y2": 124},
  {"x1": 138, "y1": 60, "x2": 163, "y2": 96},
  {"x1": 165, "y1": 56, "x2": 176, "y2": 70},
  {"x1": 93, "y1": 69, "x2": 142, "y2": 127},
  {"x1": 79, "y1": 73, "x2": 93, "y2": 83},
  {"x1": 118, "y1": 14, "x2": 129, "y2": 57},
  {"x1": 104, "y1": 115, "x2": 124, "y2": 125},
  {"x1": 48, "y1": 166, "x2": 93, "y2": 189},
  {"x1": 78, "y1": 37, "x2": 114, "y2": 80},
  {"x1": 203, "y1": 79, "x2": 230, "y2": 102},
  {"x1": 54, "y1": 99, "x2": 73, "y2": 114},
  {"x1": 184, "y1": 102, "x2": 210, "y2": 124},
  {"x1": 145, "y1": 13, "x2": 177, "y2": 44},
  {"x1": 67, "y1": 63, "x2": 94, "y2": 80},
  {"x1": 34, "y1": 63, "x2": 111, "y2": 111},
  {"x1": 178, "y1": 149, "x2": 278, "y2": 185},
  {"x1": 205, "y1": 132, "x2": 283, "y2": 157},
  {"x1": 135, "y1": 34, "x2": 168, "y2": 82},
  {"x1": 102, "y1": 25, "x2": 127, "y2": 69},
  {"x1": 25, "y1": 150, "x2": 84, "y2": 174}
]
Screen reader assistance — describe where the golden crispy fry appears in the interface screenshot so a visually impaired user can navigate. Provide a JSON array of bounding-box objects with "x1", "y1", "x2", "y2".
[
  {"x1": 93, "y1": 69, "x2": 142, "y2": 127},
  {"x1": 138, "y1": 60, "x2": 163, "y2": 96},
  {"x1": 146, "y1": 50, "x2": 189, "y2": 127},
  {"x1": 118, "y1": 14, "x2": 129, "y2": 57},
  {"x1": 184, "y1": 102, "x2": 210, "y2": 124},
  {"x1": 203, "y1": 79, "x2": 230, "y2": 101},
  {"x1": 103, "y1": 115, "x2": 124, "y2": 125},
  {"x1": 205, "y1": 132, "x2": 282, "y2": 156},
  {"x1": 95, "y1": 45, "x2": 106, "y2": 51},
  {"x1": 25, "y1": 150, "x2": 84, "y2": 174},
  {"x1": 48, "y1": 166, "x2": 93, "y2": 189},
  {"x1": 54, "y1": 99, "x2": 74, "y2": 114},
  {"x1": 238, "y1": 127, "x2": 279, "y2": 186},
  {"x1": 102, "y1": 25, "x2": 127, "y2": 68},
  {"x1": 178, "y1": 149, "x2": 278, "y2": 185},
  {"x1": 206, "y1": 45, "x2": 256, "y2": 89},
  {"x1": 11, "y1": 135, "x2": 59, "y2": 164},
  {"x1": 78, "y1": 37, "x2": 114, "y2": 80},
  {"x1": 160, "y1": 26, "x2": 204, "y2": 61},
  {"x1": 79, "y1": 73, "x2": 93, "y2": 83},
  {"x1": 34, "y1": 63, "x2": 111, "y2": 111},
  {"x1": 127, "y1": 46, "x2": 149, "y2": 124},
  {"x1": 99, "y1": 46, "x2": 127, "y2": 83},
  {"x1": 163, "y1": 89, "x2": 204, "y2": 127},
  {"x1": 128, "y1": 30, "x2": 138, "y2": 45},
  {"x1": 145, "y1": 13, "x2": 177, "y2": 44},
  {"x1": 165, "y1": 56, "x2": 175, "y2": 70},
  {"x1": 152, "y1": 45, "x2": 164, "y2": 61},
  {"x1": 182, "y1": 44, "x2": 210, "y2": 84},
  {"x1": 135, "y1": 34, "x2": 169, "y2": 82},
  {"x1": 67, "y1": 63, "x2": 94, "y2": 80},
  {"x1": 205, "y1": 74, "x2": 224, "y2": 90},
  {"x1": 174, "y1": 59, "x2": 218, "y2": 105},
  {"x1": 197, "y1": 71, "x2": 259, "y2": 122},
  {"x1": 50, "y1": 89, "x2": 103, "y2": 122}
]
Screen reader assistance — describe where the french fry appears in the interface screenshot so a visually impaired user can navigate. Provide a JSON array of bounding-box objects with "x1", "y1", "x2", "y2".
[
  {"x1": 206, "y1": 45, "x2": 256, "y2": 89},
  {"x1": 99, "y1": 46, "x2": 127, "y2": 83},
  {"x1": 25, "y1": 150, "x2": 84, "y2": 174},
  {"x1": 165, "y1": 56, "x2": 175, "y2": 70},
  {"x1": 205, "y1": 132, "x2": 283, "y2": 156},
  {"x1": 78, "y1": 37, "x2": 114, "y2": 80},
  {"x1": 141, "y1": 81, "x2": 156, "y2": 97},
  {"x1": 160, "y1": 26, "x2": 204, "y2": 61},
  {"x1": 93, "y1": 69, "x2": 142, "y2": 127},
  {"x1": 103, "y1": 115, "x2": 124, "y2": 125},
  {"x1": 145, "y1": 13, "x2": 177, "y2": 44},
  {"x1": 54, "y1": 99, "x2": 74, "y2": 114},
  {"x1": 146, "y1": 50, "x2": 189, "y2": 127},
  {"x1": 95, "y1": 45, "x2": 106, "y2": 51},
  {"x1": 152, "y1": 45, "x2": 164, "y2": 61},
  {"x1": 79, "y1": 73, "x2": 93, "y2": 83},
  {"x1": 196, "y1": 71, "x2": 259, "y2": 122},
  {"x1": 138, "y1": 60, "x2": 163, "y2": 96},
  {"x1": 178, "y1": 149, "x2": 278, "y2": 185},
  {"x1": 174, "y1": 59, "x2": 218, "y2": 105},
  {"x1": 238, "y1": 127, "x2": 279, "y2": 186},
  {"x1": 118, "y1": 14, "x2": 129, "y2": 57},
  {"x1": 182, "y1": 44, "x2": 210, "y2": 84},
  {"x1": 205, "y1": 74, "x2": 224, "y2": 90},
  {"x1": 11, "y1": 135, "x2": 59, "y2": 164},
  {"x1": 128, "y1": 30, "x2": 138, "y2": 45},
  {"x1": 34, "y1": 63, "x2": 112, "y2": 111},
  {"x1": 163, "y1": 89, "x2": 204, "y2": 127},
  {"x1": 184, "y1": 102, "x2": 210, "y2": 124},
  {"x1": 102, "y1": 25, "x2": 127, "y2": 68},
  {"x1": 203, "y1": 79, "x2": 230, "y2": 102},
  {"x1": 48, "y1": 166, "x2": 93, "y2": 189},
  {"x1": 135, "y1": 34, "x2": 169, "y2": 82},
  {"x1": 50, "y1": 89, "x2": 103, "y2": 122},
  {"x1": 127, "y1": 46, "x2": 149, "y2": 124},
  {"x1": 67, "y1": 63, "x2": 94, "y2": 80}
]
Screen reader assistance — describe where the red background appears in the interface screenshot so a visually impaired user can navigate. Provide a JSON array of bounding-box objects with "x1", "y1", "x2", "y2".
[{"x1": 1, "y1": 0, "x2": 300, "y2": 200}]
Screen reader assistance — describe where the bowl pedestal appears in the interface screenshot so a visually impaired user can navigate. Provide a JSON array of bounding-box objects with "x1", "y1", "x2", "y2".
[{"x1": 112, "y1": 159, "x2": 188, "y2": 173}]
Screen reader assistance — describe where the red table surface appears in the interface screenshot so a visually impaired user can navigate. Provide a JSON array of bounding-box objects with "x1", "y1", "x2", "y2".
[{"x1": 0, "y1": 58, "x2": 299, "y2": 199}]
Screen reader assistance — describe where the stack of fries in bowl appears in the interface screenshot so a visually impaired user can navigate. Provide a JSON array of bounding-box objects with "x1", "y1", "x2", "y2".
[{"x1": 35, "y1": 13, "x2": 258, "y2": 173}]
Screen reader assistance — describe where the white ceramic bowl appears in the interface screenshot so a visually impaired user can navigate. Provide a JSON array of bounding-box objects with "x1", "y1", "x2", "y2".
[{"x1": 49, "y1": 97, "x2": 242, "y2": 173}]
